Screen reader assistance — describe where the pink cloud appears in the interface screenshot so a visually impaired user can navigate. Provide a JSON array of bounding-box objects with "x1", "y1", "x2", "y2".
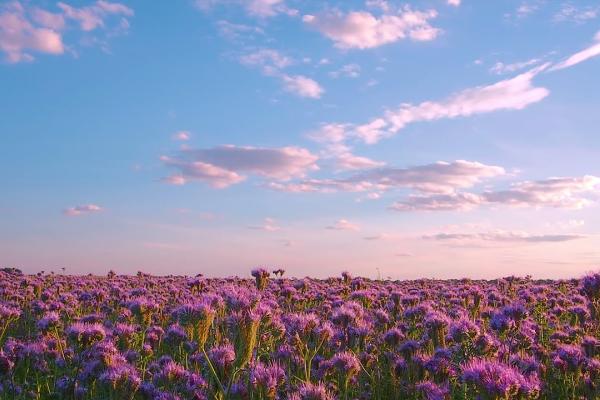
[
  {"x1": 326, "y1": 219, "x2": 360, "y2": 231},
  {"x1": 0, "y1": 1, "x2": 133, "y2": 63},
  {"x1": 270, "y1": 160, "x2": 506, "y2": 194},
  {"x1": 162, "y1": 145, "x2": 319, "y2": 188},
  {"x1": 303, "y1": 6, "x2": 440, "y2": 49},
  {"x1": 391, "y1": 175, "x2": 600, "y2": 211},
  {"x1": 551, "y1": 31, "x2": 600, "y2": 71},
  {"x1": 172, "y1": 131, "x2": 191, "y2": 141},
  {"x1": 248, "y1": 217, "x2": 281, "y2": 231},
  {"x1": 57, "y1": 1, "x2": 133, "y2": 32},
  {"x1": 424, "y1": 230, "x2": 585, "y2": 244},
  {"x1": 63, "y1": 204, "x2": 103, "y2": 216},
  {"x1": 0, "y1": 2, "x2": 64, "y2": 63},
  {"x1": 281, "y1": 74, "x2": 324, "y2": 98},
  {"x1": 385, "y1": 64, "x2": 550, "y2": 133}
]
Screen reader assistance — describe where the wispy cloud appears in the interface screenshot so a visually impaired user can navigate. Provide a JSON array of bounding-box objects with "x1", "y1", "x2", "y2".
[
  {"x1": 550, "y1": 31, "x2": 600, "y2": 71},
  {"x1": 63, "y1": 204, "x2": 103, "y2": 216},
  {"x1": 195, "y1": 0, "x2": 297, "y2": 18},
  {"x1": 424, "y1": 230, "x2": 586, "y2": 244},
  {"x1": 329, "y1": 63, "x2": 361, "y2": 78},
  {"x1": 248, "y1": 217, "x2": 280, "y2": 231},
  {"x1": 326, "y1": 219, "x2": 360, "y2": 231},
  {"x1": 0, "y1": 0, "x2": 133, "y2": 63},
  {"x1": 392, "y1": 175, "x2": 600, "y2": 211},
  {"x1": 554, "y1": 3, "x2": 598, "y2": 24},
  {"x1": 270, "y1": 160, "x2": 506, "y2": 195},
  {"x1": 239, "y1": 48, "x2": 324, "y2": 98},
  {"x1": 172, "y1": 131, "x2": 191, "y2": 141},
  {"x1": 489, "y1": 58, "x2": 542, "y2": 75}
]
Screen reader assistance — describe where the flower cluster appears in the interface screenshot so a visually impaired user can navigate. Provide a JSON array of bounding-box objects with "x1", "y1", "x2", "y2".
[{"x1": 1, "y1": 268, "x2": 600, "y2": 399}]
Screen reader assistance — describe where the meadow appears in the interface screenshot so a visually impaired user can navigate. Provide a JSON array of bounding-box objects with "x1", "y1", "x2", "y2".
[{"x1": 1, "y1": 267, "x2": 600, "y2": 399}]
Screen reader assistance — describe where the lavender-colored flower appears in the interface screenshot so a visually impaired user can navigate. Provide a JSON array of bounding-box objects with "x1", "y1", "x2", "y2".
[
  {"x1": 416, "y1": 380, "x2": 449, "y2": 400},
  {"x1": 250, "y1": 361, "x2": 285, "y2": 398},
  {"x1": 462, "y1": 359, "x2": 541, "y2": 398}
]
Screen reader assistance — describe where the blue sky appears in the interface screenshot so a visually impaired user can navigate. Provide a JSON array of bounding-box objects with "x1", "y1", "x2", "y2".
[{"x1": 1, "y1": 0, "x2": 599, "y2": 278}]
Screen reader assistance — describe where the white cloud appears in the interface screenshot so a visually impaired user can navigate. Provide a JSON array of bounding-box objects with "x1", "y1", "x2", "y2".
[
  {"x1": 248, "y1": 217, "x2": 280, "y2": 231},
  {"x1": 303, "y1": 6, "x2": 440, "y2": 49},
  {"x1": 195, "y1": 0, "x2": 296, "y2": 18},
  {"x1": 282, "y1": 74, "x2": 324, "y2": 98},
  {"x1": 239, "y1": 48, "x2": 292, "y2": 73},
  {"x1": 326, "y1": 219, "x2": 360, "y2": 231},
  {"x1": 554, "y1": 3, "x2": 598, "y2": 23},
  {"x1": 329, "y1": 63, "x2": 361, "y2": 78},
  {"x1": 489, "y1": 58, "x2": 541, "y2": 75},
  {"x1": 515, "y1": 2, "x2": 541, "y2": 19},
  {"x1": 447, "y1": 0, "x2": 461, "y2": 7},
  {"x1": 63, "y1": 204, "x2": 103, "y2": 216},
  {"x1": 162, "y1": 145, "x2": 319, "y2": 188},
  {"x1": 551, "y1": 31, "x2": 600, "y2": 71},
  {"x1": 216, "y1": 20, "x2": 264, "y2": 40}
]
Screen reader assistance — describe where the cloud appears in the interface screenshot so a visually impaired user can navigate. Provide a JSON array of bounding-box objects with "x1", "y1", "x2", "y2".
[
  {"x1": 239, "y1": 48, "x2": 292, "y2": 73},
  {"x1": 385, "y1": 64, "x2": 550, "y2": 133},
  {"x1": 57, "y1": 1, "x2": 133, "y2": 32},
  {"x1": 248, "y1": 217, "x2": 280, "y2": 231},
  {"x1": 514, "y1": 1, "x2": 542, "y2": 19},
  {"x1": 481, "y1": 175, "x2": 600, "y2": 209},
  {"x1": 391, "y1": 192, "x2": 483, "y2": 211},
  {"x1": 162, "y1": 145, "x2": 319, "y2": 188},
  {"x1": 0, "y1": 1, "x2": 133, "y2": 63},
  {"x1": 550, "y1": 31, "x2": 600, "y2": 71},
  {"x1": 489, "y1": 58, "x2": 541, "y2": 75},
  {"x1": 554, "y1": 4, "x2": 598, "y2": 24},
  {"x1": 216, "y1": 20, "x2": 264, "y2": 40},
  {"x1": 195, "y1": 0, "x2": 296, "y2": 18},
  {"x1": 239, "y1": 48, "x2": 324, "y2": 99},
  {"x1": 269, "y1": 160, "x2": 506, "y2": 194},
  {"x1": 447, "y1": 0, "x2": 461, "y2": 6},
  {"x1": 0, "y1": 2, "x2": 64, "y2": 63},
  {"x1": 423, "y1": 230, "x2": 586, "y2": 244},
  {"x1": 282, "y1": 74, "x2": 324, "y2": 98},
  {"x1": 326, "y1": 219, "x2": 360, "y2": 231},
  {"x1": 172, "y1": 131, "x2": 191, "y2": 141},
  {"x1": 303, "y1": 5, "x2": 440, "y2": 49},
  {"x1": 63, "y1": 204, "x2": 103, "y2": 216},
  {"x1": 308, "y1": 66, "x2": 550, "y2": 154},
  {"x1": 333, "y1": 152, "x2": 385, "y2": 171},
  {"x1": 329, "y1": 63, "x2": 361, "y2": 78},
  {"x1": 392, "y1": 175, "x2": 600, "y2": 211}
]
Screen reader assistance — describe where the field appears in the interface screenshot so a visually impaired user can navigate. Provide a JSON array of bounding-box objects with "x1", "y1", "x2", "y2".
[{"x1": 2, "y1": 268, "x2": 600, "y2": 399}]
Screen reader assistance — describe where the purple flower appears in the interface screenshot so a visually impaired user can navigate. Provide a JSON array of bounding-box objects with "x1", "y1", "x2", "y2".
[
  {"x1": 250, "y1": 362, "x2": 285, "y2": 398},
  {"x1": 462, "y1": 359, "x2": 541, "y2": 398}
]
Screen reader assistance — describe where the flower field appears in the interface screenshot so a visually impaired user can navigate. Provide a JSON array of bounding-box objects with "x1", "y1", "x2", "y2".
[{"x1": 2, "y1": 268, "x2": 600, "y2": 399}]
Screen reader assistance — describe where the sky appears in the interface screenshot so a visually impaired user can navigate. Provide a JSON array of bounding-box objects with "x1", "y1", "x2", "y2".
[{"x1": 1, "y1": 0, "x2": 600, "y2": 279}]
